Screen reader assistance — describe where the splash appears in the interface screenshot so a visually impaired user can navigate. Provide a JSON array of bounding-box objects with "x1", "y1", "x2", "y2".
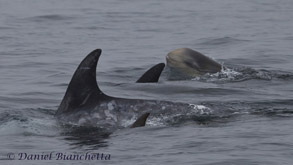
[
  {"x1": 191, "y1": 66, "x2": 289, "y2": 83},
  {"x1": 193, "y1": 67, "x2": 242, "y2": 82}
]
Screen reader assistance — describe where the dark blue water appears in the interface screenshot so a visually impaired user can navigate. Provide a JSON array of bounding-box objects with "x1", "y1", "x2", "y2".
[{"x1": 1, "y1": 0, "x2": 293, "y2": 164}]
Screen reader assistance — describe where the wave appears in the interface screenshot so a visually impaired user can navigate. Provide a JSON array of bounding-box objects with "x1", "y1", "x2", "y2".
[
  {"x1": 27, "y1": 14, "x2": 76, "y2": 22},
  {"x1": 196, "y1": 37, "x2": 250, "y2": 46}
]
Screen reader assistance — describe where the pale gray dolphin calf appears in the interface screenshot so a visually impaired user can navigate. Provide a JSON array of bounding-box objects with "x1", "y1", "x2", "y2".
[{"x1": 166, "y1": 48, "x2": 222, "y2": 80}]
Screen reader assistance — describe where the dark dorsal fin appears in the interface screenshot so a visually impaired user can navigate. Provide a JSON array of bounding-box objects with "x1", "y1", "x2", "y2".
[
  {"x1": 130, "y1": 113, "x2": 150, "y2": 128},
  {"x1": 136, "y1": 63, "x2": 165, "y2": 83},
  {"x1": 56, "y1": 49, "x2": 111, "y2": 116}
]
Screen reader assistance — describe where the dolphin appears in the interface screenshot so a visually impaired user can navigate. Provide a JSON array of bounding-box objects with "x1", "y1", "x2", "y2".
[
  {"x1": 56, "y1": 49, "x2": 196, "y2": 128},
  {"x1": 166, "y1": 48, "x2": 222, "y2": 80}
]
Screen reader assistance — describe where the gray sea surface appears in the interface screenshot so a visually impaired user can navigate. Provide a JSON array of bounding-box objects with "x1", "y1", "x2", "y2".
[{"x1": 0, "y1": 0, "x2": 293, "y2": 164}]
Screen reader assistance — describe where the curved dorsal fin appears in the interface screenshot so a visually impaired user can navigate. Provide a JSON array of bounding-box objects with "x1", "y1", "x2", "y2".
[
  {"x1": 130, "y1": 113, "x2": 150, "y2": 128},
  {"x1": 56, "y1": 49, "x2": 111, "y2": 115},
  {"x1": 136, "y1": 63, "x2": 165, "y2": 83}
]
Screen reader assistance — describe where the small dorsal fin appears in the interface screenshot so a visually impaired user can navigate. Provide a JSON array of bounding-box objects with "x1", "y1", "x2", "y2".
[
  {"x1": 136, "y1": 63, "x2": 165, "y2": 83},
  {"x1": 56, "y1": 49, "x2": 111, "y2": 116},
  {"x1": 130, "y1": 113, "x2": 150, "y2": 128}
]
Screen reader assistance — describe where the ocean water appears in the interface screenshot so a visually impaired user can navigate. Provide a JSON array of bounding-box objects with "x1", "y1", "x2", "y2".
[{"x1": 0, "y1": 0, "x2": 293, "y2": 164}]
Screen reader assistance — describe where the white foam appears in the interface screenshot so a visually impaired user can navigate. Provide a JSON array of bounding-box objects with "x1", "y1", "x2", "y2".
[
  {"x1": 104, "y1": 110, "x2": 117, "y2": 122},
  {"x1": 107, "y1": 102, "x2": 114, "y2": 111},
  {"x1": 188, "y1": 104, "x2": 213, "y2": 115},
  {"x1": 146, "y1": 117, "x2": 165, "y2": 126},
  {"x1": 193, "y1": 67, "x2": 242, "y2": 82}
]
